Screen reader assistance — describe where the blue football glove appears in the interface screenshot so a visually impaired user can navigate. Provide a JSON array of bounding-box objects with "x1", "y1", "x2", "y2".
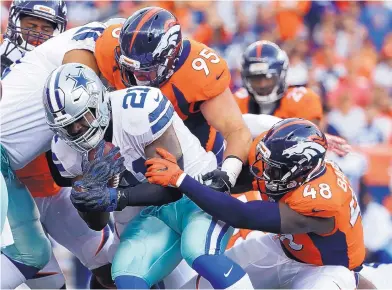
[
  {"x1": 80, "y1": 140, "x2": 126, "y2": 188},
  {"x1": 70, "y1": 181, "x2": 127, "y2": 212}
]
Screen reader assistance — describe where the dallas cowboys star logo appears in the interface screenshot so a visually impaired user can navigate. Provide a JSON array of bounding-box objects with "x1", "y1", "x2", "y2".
[{"x1": 66, "y1": 69, "x2": 95, "y2": 93}]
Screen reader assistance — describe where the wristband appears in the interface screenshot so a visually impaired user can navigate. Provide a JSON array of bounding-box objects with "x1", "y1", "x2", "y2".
[
  {"x1": 175, "y1": 172, "x2": 187, "y2": 187},
  {"x1": 221, "y1": 156, "x2": 243, "y2": 186}
]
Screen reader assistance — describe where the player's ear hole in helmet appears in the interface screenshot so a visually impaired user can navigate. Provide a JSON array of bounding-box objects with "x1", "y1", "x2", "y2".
[
  {"x1": 115, "y1": 7, "x2": 182, "y2": 88},
  {"x1": 43, "y1": 63, "x2": 110, "y2": 153},
  {"x1": 250, "y1": 118, "x2": 328, "y2": 198},
  {"x1": 7, "y1": 0, "x2": 67, "y2": 52},
  {"x1": 241, "y1": 40, "x2": 289, "y2": 105}
]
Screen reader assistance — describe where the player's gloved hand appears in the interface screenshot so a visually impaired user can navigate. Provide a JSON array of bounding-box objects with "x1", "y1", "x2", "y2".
[
  {"x1": 70, "y1": 182, "x2": 128, "y2": 212},
  {"x1": 80, "y1": 140, "x2": 126, "y2": 187},
  {"x1": 202, "y1": 169, "x2": 232, "y2": 193},
  {"x1": 145, "y1": 148, "x2": 184, "y2": 187},
  {"x1": 325, "y1": 134, "x2": 352, "y2": 157}
]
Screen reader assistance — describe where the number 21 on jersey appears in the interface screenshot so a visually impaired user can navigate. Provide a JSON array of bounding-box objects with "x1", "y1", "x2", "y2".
[{"x1": 122, "y1": 87, "x2": 150, "y2": 109}]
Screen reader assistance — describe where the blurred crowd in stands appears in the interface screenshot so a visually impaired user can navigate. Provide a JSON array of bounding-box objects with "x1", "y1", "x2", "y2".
[{"x1": 2, "y1": 1, "x2": 391, "y2": 288}]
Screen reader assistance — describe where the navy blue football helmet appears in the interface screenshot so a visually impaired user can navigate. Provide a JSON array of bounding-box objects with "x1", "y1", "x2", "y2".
[
  {"x1": 6, "y1": 0, "x2": 67, "y2": 51},
  {"x1": 251, "y1": 118, "x2": 328, "y2": 197},
  {"x1": 115, "y1": 7, "x2": 182, "y2": 87},
  {"x1": 241, "y1": 40, "x2": 289, "y2": 104}
]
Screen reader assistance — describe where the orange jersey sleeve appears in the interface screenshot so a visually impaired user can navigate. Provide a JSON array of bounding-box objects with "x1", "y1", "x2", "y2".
[
  {"x1": 16, "y1": 154, "x2": 60, "y2": 198},
  {"x1": 159, "y1": 39, "x2": 230, "y2": 153},
  {"x1": 233, "y1": 87, "x2": 250, "y2": 114},
  {"x1": 95, "y1": 24, "x2": 126, "y2": 90},
  {"x1": 161, "y1": 39, "x2": 230, "y2": 107},
  {"x1": 274, "y1": 87, "x2": 323, "y2": 121},
  {"x1": 279, "y1": 161, "x2": 365, "y2": 270}
]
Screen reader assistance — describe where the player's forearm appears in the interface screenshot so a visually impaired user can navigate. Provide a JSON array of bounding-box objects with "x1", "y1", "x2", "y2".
[
  {"x1": 177, "y1": 174, "x2": 281, "y2": 232},
  {"x1": 118, "y1": 182, "x2": 182, "y2": 208},
  {"x1": 221, "y1": 126, "x2": 252, "y2": 187},
  {"x1": 78, "y1": 211, "x2": 110, "y2": 231},
  {"x1": 223, "y1": 126, "x2": 252, "y2": 163}
]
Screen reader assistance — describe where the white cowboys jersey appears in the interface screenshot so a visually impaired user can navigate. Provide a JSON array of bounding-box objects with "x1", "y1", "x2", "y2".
[
  {"x1": 242, "y1": 113, "x2": 282, "y2": 139},
  {"x1": 0, "y1": 38, "x2": 23, "y2": 74},
  {"x1": 1, "y1": 22, "x2": 106, "y2": 170},
  {"x1": 51, "y1": 87, "x2": 218, "y2": 182}
]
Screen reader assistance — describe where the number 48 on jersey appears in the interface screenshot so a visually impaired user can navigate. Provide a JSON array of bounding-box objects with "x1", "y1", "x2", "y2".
[{"x1": 302, "y1": 161, "x2": 361, "y2": 227}]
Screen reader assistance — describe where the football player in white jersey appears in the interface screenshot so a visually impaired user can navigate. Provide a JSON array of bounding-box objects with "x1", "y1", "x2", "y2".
[
  {"x1": 1, "y1": 1, "x2": 68, "y2": 289},
  {"x1": 0, "y1": 0, "x2": 67, "y2": 75},
  {"x1": 1, "y1": 12, "x2": 121, "y2": 288},
  {"x1": 44, "y1": 63, "x2": 254, "y2": 289}
]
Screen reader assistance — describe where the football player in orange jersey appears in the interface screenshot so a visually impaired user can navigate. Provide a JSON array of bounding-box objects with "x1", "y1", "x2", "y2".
[
  {"x1": 230, "y1": 40, "x2": 347, "y2": 250},
  {"x1": 64, "y1": 7, "x2": 252, "y2": 192},
  {"x1": 145, "y1": 118, "x2": 365, "y2": 289},
  {"x1": 234, "y1": 40, "x2": 323, "y2": 126}
]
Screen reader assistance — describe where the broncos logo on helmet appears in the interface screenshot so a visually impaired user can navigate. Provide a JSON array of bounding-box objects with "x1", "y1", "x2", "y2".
[
  {"x1": 283, "y1": 142, "x2": 327, "y2": 161},
  {"x1": 152, "y1": 24, "x2": 181, "y2": 60}
]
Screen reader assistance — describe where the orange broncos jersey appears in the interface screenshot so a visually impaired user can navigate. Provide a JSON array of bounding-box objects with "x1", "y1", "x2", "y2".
[
  {"x1": 277, "y1": 160, "x2": 365, "y2": 270},
  {"x1": 95, "y1": 25, "x2": 230, "y2": 155},
  {"x1": 16, "y1": 154, "x2": 60, "y2": 198},
  {"x1": 234, "y1": 86, "x2": 323, "y2": 122},
  {"x1": 229, "y1": 134, "x2": 365, "y2": 270}
]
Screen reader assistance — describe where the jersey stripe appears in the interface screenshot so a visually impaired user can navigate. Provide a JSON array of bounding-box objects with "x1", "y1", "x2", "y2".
[
  {"x1": 149, "y1": 96, "x2": 168, "y2": 124},
  {"x1": 173, "y1": 39, "x2": 191, "y2": 73},
  {"x1": 150, "y1": 103, "x2": 174, "y2": 135},
  {"x1": 72, "y1": 27, "x2": 105, "y2": 42},
  {"x1": 308, "y1": 230, "x2": 350, "y2": 268},
  {"x1": 52, "y1": 152, "x2": 67, "y2": 174},
  {"x1": 171, "y1": 84, "x2": 190, "y2": 117}
]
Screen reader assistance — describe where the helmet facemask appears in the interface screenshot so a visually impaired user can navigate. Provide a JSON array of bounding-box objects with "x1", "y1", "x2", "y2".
[
  {"x1": 243, "y1": 64, "x2": 287, "y2": 105},
  {"x1": 7, "y1": 4, "x2": 67, "y2": 52},
  {"x1": 244, "y1": 72, "x2": 282, "y2": 104},
  {"x1": 116, "y1": 43, "x2": 179, "y2": 88},
  {"x1": 48, "y1": 91, "x2": 110, "y2": 153}
]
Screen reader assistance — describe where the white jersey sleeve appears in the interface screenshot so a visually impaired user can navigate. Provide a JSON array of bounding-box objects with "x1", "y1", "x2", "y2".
[
  {"x1": 51, "y1": 135, "x2": 83, "y2": 178},
  {"x1": 68, "y1": 21, "x2": 107, "y2": 53},
  {"x1": 1, "y1": 38, "x2": 23, "y2": 75},
  {"x1": 110, "y1": 87, "x2": 175, "y2": 150},
  {"x1": 243, "y1": 114, "x2": 282, "y2": 138}
]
